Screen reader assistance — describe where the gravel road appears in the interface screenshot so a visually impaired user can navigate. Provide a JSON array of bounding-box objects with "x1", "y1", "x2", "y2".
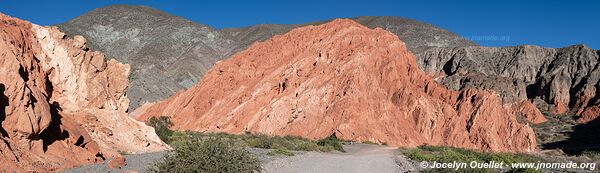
[
  {"x1": 61, "y1": 151, "x2": 169, "y2": 173},
  {"x1": 262, "y1": 144, "x2": 417, "y2": 173},
  {"x1": 62, "y1": 144, "x2": 417, "y2": 173}
]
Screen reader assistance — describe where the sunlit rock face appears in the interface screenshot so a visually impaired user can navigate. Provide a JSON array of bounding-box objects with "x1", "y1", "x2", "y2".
[
  {"x1": 135, "y1": 19, "x2": 537, "y2": 153},
  {"x1": 0, "y1": 13, "x2": 169, "y2": 172}
]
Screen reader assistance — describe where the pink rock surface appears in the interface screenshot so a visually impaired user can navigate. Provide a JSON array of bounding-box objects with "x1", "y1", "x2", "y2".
[
  {"x1": 512, "y1": 100, "x2": 548, "y2": 124},
  {"x1": 135, "y1": 19, "x2": 537, "y2": 153},
  {"x1": 0, "y1": 13, "x2": 169, "y2": 172}
]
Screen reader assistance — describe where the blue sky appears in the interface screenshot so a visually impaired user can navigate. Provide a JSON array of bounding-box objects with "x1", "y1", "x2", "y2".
[{"x1": 1, "y1": 0, "x2": 598, "y2": 49}]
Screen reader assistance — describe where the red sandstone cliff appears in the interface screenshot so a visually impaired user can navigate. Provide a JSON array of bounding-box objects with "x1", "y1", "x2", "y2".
[
  {"x1": 0, "y1": 13, "x2": 170, "y2": 171},
  {"x1": 134, "y1": 19, "x2": 538, "y2": 152}
]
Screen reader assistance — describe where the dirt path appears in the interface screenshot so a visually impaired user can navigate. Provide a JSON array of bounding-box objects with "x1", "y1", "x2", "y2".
[
  {"x1": 63, "y1": 144, "x2": 417, "y2": 173},
  {"x1": 261, "y1": 144, "x2": 416, "y2": 173},
  {"x1": 62, "y1": 151, "x2": 168, "y2": 173}
]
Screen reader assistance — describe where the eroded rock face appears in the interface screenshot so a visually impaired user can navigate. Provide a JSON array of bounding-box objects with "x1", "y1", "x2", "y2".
[
  {"x1": 0, "y1": 13, "x2": 169, "y2": 172},
  {"x1": 135, "y1": 19, "x2": 536, "y2": 152},
  {"x1": 417, "y1": 45, "x2": 600, "y2": 122}
]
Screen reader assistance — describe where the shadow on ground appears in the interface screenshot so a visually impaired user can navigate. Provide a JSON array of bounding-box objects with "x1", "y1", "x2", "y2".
[{"x1": 543, "y1": 117, "x2": 600, "y2": 155}]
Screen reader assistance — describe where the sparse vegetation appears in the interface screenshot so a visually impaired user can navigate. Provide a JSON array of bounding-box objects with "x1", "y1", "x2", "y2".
[
  {"x1": 173, "y1": 132, "x2": 346, "y2": 152},
  {"x1": 267, "y1": 147, "x2": 295, "y2": 156},
  {"x1": 147, "y1": 116, "x2": 174, "y2": 144},
  {"x1": 361, "y1": 141, "x2": 378, "y2": 145},
  {"x1": 400, "y1": 145, "x2": 542, "y2": 164},
  {"x1": 581, "y1": 150, "x2": 600, "y2": 160},
  {"x1": 148, "y1": 116, "x2": 346, "y2": 153},
  {"x1": 316, "y1": 134, "x2": 345, "y2": 152},
  {"x1": 360, "y1": 140, "x2": 387, "y2": 146},
  {"x1": 400, "y1": 145, "x2": 544, "y2": 173},
  {"x1": 147, "y1": 116, "x2": 349, "y2": 172},
  {"x1": 151, "y1": 138, "x2": 261, "y2": 173}
]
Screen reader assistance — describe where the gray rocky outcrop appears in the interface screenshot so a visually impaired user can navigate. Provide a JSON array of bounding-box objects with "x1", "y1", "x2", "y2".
[{"x1": 416, "y1": 44, "x2": 600, "y2": 121}]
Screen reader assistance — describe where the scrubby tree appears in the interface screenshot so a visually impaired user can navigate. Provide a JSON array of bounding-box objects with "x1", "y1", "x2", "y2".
[
  {"x1": 152, "y1": 138, "x2": 262, "y2": 173},
  {"x1": 148, "y1": 116, "x2": 174, "y2": 143}
]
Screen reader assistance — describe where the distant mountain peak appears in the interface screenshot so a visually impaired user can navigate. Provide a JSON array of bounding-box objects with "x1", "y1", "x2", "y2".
[{"x1": 58, "y1": 6, "x2": 479, "y2": 111}]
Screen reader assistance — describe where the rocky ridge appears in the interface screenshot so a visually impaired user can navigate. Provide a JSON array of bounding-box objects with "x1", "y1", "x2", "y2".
[
  {"x1": 57, "y1": 5, "x2": 238, "y2": 110},
  {"x1": 417, "y1": 45, "x2": 600, "y2": 122},
  {"x1": 221, "y1": 16, "x2": 477, "y2": 58},
  {"x1": 134, "y1": 19, "x2": 538, "y2": 152},
  {"x1": 0, "y1": 13, "x2": 169, "y2": 171},
  {"x1": 59, "y1": 5, "x2": 476, "y2": 110}
]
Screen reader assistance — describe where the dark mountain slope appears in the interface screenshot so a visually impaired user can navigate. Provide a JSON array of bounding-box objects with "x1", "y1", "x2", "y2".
[{"x1": 58, "y1": 5, "x2": 237, "y2": 109}]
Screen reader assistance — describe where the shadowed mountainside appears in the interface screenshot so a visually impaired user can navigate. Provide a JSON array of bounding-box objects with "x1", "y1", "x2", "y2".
[{"x1": 542, "y1": 116, "x2": 600, "y2": 155}]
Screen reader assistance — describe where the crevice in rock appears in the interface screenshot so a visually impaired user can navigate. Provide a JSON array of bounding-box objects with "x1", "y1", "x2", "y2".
[
  {"x1": 74, "y1": 136, "x2": 85, "y2": 147},
  {"x1": 525, "y1": 82, "x2": 542, "y2": 100},
  {"x1": 442, "y1": 56, "x2": 456, "y2": 75},
  {"x1": 18, "y1": 65, "x2": 28, "y2": 82},
  {"x1": 40, "y1": 102, "x2": 68, "y2": 152},
  {"x1": 95, "y1": 153, "x2": 105, "y2": 161},
  {"x1": 44, "y1": 75, "x2": 54, "y2": 99},
  {"x1": 278, "y1": 78, "x2": 288, "y2": 93},
  {"x1": 0, "y1": 84, "x2": 8, "y2": 137}
]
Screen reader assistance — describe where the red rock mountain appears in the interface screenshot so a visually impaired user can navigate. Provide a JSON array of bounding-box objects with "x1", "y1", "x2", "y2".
[
  {"x1": 0, "y1": 14, "x2": 169, "y2": 171},
  {"x1": 135, "y1": 19, "x2": 540, "y2": 152}
]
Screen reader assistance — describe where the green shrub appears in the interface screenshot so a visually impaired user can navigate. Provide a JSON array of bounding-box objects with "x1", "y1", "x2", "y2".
[
  {"x1": 151, "y1": 127, "x2": 346, "y2": 153},
  {"x1": 295, "y1": 141, "x2": 322, "y2": 151},
  {"x1": 243, "y1": 134, "x2": 274, "y2": 149},
  {"x1": 118, "y1": 150, "x2": 129, "y2": 155},
  {"x1": 316, "y1": 134, "x2": 345, "y2": 152},
  {"x1": 152, "y1": 138, "x2": 261, "y2": 173},
  {"x1": 237, "y1": 133, "x2": 344, "y2": 152},
  {"x1": 147, "y1": 116, "x2": 174, "y2": 144},
  {"x1": 400, "y1": 145, "x2": 545, "y2": 173},
  {"x1": 267, "y1": 147, "x2": 295, "y2": 156},
  {"x1": 168, "y1": 131, "x2": 198, "y2": 147},
  {"x1": 400, "y1": 145, "x2": 541, "y2": 164}
]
